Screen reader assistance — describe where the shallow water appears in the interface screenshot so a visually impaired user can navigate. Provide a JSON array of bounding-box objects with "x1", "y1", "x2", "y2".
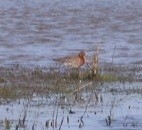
[
  {"x1": 0, "y1": 83, "x2": 142, "y2": 130},
  {"x1": 0, "y1": 0, "x2": 142, "y2": 66}
]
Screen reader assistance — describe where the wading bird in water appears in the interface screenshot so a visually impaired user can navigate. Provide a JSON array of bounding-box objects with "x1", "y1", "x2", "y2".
[{"x1": 53, "y1": 51, "x2": 86, "y2": 69}]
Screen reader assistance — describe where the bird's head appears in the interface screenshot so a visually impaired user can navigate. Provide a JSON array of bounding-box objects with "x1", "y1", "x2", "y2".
[{"x1": 78, "y1": 51, "x2": 86, "y2": 62}]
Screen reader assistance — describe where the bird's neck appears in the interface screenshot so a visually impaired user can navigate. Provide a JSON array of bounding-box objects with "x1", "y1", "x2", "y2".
[{"x1": 79, "y1": 56, "x2": 86, "y2": 63}]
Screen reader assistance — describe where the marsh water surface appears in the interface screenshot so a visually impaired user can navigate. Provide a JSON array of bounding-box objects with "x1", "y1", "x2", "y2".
[{"x1": 0, "y1": 0, "x2": 142, "y2": 65}]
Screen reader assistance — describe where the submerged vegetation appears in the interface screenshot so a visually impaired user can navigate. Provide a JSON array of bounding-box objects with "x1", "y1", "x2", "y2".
[{"x1": 0, "y1": 63, "x2": 141, "y2": 101}]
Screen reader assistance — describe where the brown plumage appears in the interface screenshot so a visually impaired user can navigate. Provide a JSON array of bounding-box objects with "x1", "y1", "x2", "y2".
[{"x1": 53, "y1": 51, "x2": 86, "y2": 68}]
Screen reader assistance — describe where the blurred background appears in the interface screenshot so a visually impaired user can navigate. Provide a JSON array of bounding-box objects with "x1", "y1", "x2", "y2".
[{"x1": 0, "y1": 0, "x2": 142, "y2": 66}]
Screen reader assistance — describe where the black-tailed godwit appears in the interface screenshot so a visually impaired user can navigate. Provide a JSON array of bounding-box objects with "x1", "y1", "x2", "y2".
[{"x1": 53, "y1": 51, "x2": 86, "y2": 68}]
